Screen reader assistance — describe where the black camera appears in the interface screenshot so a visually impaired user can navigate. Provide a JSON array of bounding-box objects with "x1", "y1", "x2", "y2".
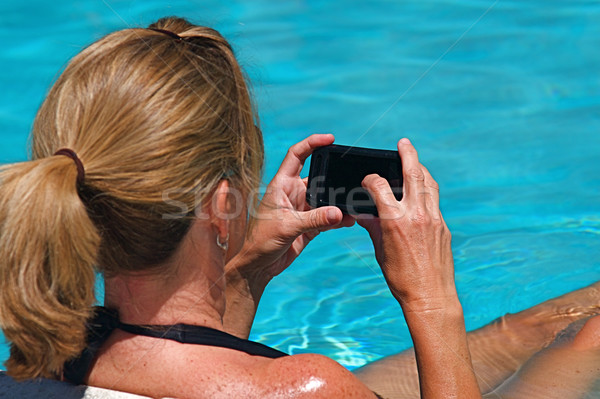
[{"x1": 306, "y1": 144, "x2": 403, "y2": 215}]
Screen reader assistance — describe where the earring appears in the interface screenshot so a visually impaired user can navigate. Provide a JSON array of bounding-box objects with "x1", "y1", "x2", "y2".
[{"x1": 216, "y1": 233, "x2": 229, "y2": 251}]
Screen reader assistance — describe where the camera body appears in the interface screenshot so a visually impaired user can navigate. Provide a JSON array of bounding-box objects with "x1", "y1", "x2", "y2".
[{"x1": 306, "y1": 144, "x2": 403, "y2": 215}]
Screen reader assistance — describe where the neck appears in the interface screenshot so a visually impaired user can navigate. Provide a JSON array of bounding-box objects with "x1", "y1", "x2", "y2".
[{"x1": 103, "y1": 220, "x2": 227, "y2": 331}]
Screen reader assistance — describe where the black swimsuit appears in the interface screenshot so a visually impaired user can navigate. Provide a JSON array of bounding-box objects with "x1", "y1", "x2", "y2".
[{"x1": 63, "y1": 306, "x2": 288, "y2": 385}]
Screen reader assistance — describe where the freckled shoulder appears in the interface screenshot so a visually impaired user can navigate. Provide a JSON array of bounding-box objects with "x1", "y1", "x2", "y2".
[{"x1": 254, "y1": 353, "x2": 380, "y2": 399}]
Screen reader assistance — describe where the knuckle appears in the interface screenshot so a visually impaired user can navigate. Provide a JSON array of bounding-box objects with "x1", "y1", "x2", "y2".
[
  {"x1": 308, "y1": 210, "x2": 319, "y2": 226},
  {"x1": 431, "y1": 216, "x2": 443, "y2": 228},
  {"x1": 427, "y1": 180, "x2": 440, "y2": 191},
  {"x1": 442, "y1": 225, "x2": 452, "y2": 243},
  {"x1": 409, "y1": 207, "x2": 429, "y2": 225},
  {"x1": 286, "y1": 146, "x2": 299, "y2": 159},
  {"x1": 279, "y1": 207, "x2": 294, "y2": 220},
  {"x1": 405, "y1": 167, "x2": 425, "y2": 182},
  {"x1": 444, "y1": 224, "x2": 451, "y2": 237},
  {"x1": 309, "y1": 210, "x2": 325, "y2": 229},
  {"x1": 371, "y1": 176, "x2": 389, "y2": 191}
]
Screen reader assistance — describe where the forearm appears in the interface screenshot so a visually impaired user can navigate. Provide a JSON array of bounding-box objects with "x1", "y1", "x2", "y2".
[
  {"x1": 222, "y1": 254, "x2": 270, "y2": 339},
  {"x1": 403, "y1": 297, "x2": 481, "y2": 399}
]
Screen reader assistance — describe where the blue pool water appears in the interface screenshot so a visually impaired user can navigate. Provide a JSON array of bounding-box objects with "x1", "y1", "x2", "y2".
[{"x1": 1, "y1": 0, "x2": 599, "y2": 370}]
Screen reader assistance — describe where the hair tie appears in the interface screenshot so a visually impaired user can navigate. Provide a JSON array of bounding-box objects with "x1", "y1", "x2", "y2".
[
  {"x1": 148, "y1": 28, "x2": 183, "y2": 41},
  {"x1": 54, "y1": 148, "x2": 85, "y2": 186}
]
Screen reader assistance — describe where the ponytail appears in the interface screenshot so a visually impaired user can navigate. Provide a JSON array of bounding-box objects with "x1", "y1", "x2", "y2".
[
  {"x1": 0, "y1": 155, "x2": 100, "y2": 380},
  {"x1": 0, "y1": 15, "x2": 264, "y2": 381}
]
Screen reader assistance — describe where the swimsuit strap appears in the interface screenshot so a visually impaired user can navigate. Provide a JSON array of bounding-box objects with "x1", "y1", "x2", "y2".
[
  {"x1": 117, "y1": 320, "x2": 288, "y2": 358},
  {"x1": 63, "y1": 307, "x2": 287, "y2": 385}
]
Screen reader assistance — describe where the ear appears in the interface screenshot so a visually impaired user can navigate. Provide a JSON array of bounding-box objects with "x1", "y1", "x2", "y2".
[{"x1": 211, "y1": 179, "x2": 230, "y2": 244}]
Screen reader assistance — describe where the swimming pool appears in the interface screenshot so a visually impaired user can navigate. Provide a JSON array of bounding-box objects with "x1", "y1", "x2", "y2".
[{"x1": 1, "y1": 0, "x2": 599, "y2": 370}]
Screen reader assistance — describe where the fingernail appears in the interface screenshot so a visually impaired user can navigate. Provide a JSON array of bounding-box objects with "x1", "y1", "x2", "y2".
[
  {"x1": 327, "y1": 208, "x2": 338, "y2": 223},
  {"x1": 400, "y1": 138, "x2": 411, "y2": 145}
]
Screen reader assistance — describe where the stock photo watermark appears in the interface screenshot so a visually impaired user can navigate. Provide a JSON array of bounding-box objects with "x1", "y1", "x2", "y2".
[{"x1": 160, "y1": 177, "x2": 422, "y2": 222}]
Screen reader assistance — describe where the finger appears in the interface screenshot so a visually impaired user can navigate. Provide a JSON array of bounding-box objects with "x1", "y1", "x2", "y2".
[
  {"x1": 361, "y1": 174, "x2": 401, "y2": 220},
  {"x1": 277, "y1": 134, "x2": 335, "y2": 178},
  {"x1": 303, "y1": 210, "x2": 355, "y2": 233},
  {"x1": 420, "y1": 164, "x2": 441, "y2": 218},
  {"x1": 293, "y1": 206, "x2": 343, "y2": 235},
  {"x1": 311, "y1": 214, "x2": 356, "y2": 233},
  {"x1": 397, "y1": 138, "x2": 426, "y2": 209},
  {"x1": 322, "y1": 213, "x2": 356, "y2": 231}
]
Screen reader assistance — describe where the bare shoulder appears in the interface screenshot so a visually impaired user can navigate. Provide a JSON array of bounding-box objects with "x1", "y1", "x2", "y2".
[
  {"x1": 253, "y1": 353, "x2": 380, "y2": 399},
  {"x1": 89, "y1": 333, "x2": 379, "y2": 399}
]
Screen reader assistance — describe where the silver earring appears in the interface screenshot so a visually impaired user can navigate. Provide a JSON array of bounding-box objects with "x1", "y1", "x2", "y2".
[{"x1": 216, "y1": 233, "x2": 229, "y2": 251}]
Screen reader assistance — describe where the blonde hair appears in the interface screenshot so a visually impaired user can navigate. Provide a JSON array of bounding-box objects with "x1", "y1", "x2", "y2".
[{"x1": 0, "y1": 16, "x2": 263, "y2": 380}]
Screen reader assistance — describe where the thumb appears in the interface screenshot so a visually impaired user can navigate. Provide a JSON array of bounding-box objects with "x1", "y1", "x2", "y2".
[{"x1": 294, "y1": 206, "x2": 343, "y2": 234}]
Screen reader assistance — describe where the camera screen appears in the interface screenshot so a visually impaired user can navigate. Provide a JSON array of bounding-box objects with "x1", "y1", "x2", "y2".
[
  {"x1": 307, "y1": 145, "x2": 404, "y2": 215},
  {"x1": 327, "y1": 152, "x2": 401, "y2": 190},
  {"x1": 326, "y1": 151, "x2": 402, "y2": 208}
]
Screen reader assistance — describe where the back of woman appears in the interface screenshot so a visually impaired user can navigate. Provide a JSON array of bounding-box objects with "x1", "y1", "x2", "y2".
[
  {"x1": 0, "y1": 16, "x2": 483, "y2": 399},
  {"x1": 0, "y1": 16, "x2": 263, "y2": 384}
]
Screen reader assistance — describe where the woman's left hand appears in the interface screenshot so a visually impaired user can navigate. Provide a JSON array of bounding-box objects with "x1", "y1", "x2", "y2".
[
  {"x1": 238, "y1": 134, "x2": 354, "y2": 277},
  {"x1": 224, "y1": 134, "x2": 354, "y2": 337}
]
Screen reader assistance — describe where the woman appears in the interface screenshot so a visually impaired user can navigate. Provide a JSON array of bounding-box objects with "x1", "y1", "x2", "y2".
[{"x1": 0, "y1": 16, "x2": 481, "y2": 398}]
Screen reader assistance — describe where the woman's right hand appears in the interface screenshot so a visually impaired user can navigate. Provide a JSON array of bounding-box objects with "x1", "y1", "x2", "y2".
[
  {"x1": 357, "y1": 138, "x2": 481, "y2": 398},
  {"x1": 357, "y1": 137, "x2": 457, "y2": 313}
]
